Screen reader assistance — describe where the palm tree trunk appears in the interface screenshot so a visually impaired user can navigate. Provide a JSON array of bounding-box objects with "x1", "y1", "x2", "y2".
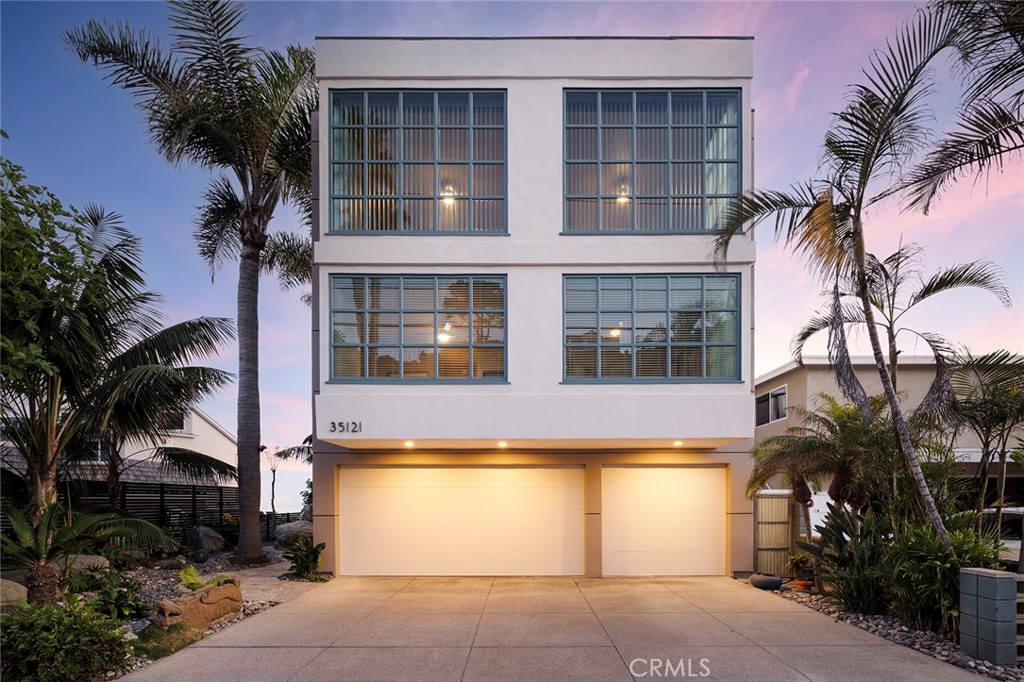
[
  {"x1": 234, "y1": 240, "x2": 266, "y2": 563},
  {"x1": 26, "y1": 562, "x2": 60, "y2": 604},
  {"x1": 854, "y1": 228, "x2": 954, "y2": 555},
  {"x1": 107, "y1": 461, "x2": 123, "y2": 511},
  {"x1": 888, "y1": 328, "x2": 900, "y2": 394},
  {"x1": 976, "y1": 449, "x2": 994, "y2": 536},
  {"x1": 996, "y1": 451, "x2": 1007, "y2": 533},
  {"x1": 31, "y1": 468, "x2": 58, "y2": 520}
]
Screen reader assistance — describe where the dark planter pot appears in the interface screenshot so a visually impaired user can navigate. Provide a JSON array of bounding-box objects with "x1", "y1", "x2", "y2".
[{"x1": 749, "y1": 573, "x2": 784, "y2": 590}]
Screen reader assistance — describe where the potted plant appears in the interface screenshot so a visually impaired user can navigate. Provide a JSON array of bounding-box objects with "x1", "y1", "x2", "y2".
[{"x1": 786, "y1": 554, "x2": 815, "y2": 590}]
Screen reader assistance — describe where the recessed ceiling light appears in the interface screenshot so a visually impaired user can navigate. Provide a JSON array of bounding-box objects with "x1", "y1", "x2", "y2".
[
  {"x1": 497, "y1": 441, "x2": 508, "y2": 448},
  {"x1": 404, "y1": 441, "x2": 415, "y2": 448},
  {"x1": 673, "y1": 440, "x2": 683, "y2": 447}
]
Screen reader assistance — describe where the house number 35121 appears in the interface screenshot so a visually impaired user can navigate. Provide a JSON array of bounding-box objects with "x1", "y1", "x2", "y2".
[{"x1": 329, "y1": 421, "x2": 362, "y2": 433}]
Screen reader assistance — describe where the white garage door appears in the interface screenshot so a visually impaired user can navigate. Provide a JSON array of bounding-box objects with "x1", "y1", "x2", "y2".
[
  {"x1": 602, "y1": 466, "x2": 726, "y2": 576},
  {"x1": 338, "y1": 466, "x2": 585, "y2": 575}
]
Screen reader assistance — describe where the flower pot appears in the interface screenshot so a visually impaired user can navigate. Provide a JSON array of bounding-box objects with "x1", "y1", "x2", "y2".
[{"x1": 794, "y1": 578, "x2": 815, "y2": 591}]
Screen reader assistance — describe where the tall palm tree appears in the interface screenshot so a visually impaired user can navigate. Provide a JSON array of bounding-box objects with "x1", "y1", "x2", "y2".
[
  {"x1": 902, "y1": 0, "x2": 1024, "y2": 213},
  {"x1": 792, "y1": 242, "x2": 1010, "y2": 392},
  {"x1": 715, "y1": 7, "x2": 962, "y2": 551},
  {"x1": 67, "y1": 0, "x2": 318, "y2": 562}
]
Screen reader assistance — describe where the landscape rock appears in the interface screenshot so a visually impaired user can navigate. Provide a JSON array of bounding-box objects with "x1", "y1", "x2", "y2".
[
  {"x1": 190, "y1": 549, "x2": 210, "y2": 564},
  {"x1": 153, "y1": 577, "x2": 243, "y2": 631},
  {"x1": 184, "y1": 525, "x2": 226, "y2": 553},
  {"x1": 60, "y1": 554, "x2": 111, "y2": 576},
  {"x1": 154, "y1": 556, "x2": 187, "y2": 570},
  {"x1": 275, "y1": 520, "x2": 313, "y2": 545},
  {"x1": 1, "y1": 578, "x2": 28, "y2": 606}
]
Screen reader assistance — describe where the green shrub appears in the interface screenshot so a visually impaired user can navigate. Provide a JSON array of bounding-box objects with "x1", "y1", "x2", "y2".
[
  {"x1": 885, "y1": 524, "x2": 1003, "y2": 635},
  {"x1": 282, "y1": 535, "x2": 326, "y2": 581},
  {"x1": 799, "y1": 502, "x2": 890, "y2": 614},
  {"x1": 66, "y1": 568, "x2": 149, "y2": 622},
  {"x1": 0, "y1": 598, "x2": 132, "y2": 682}
]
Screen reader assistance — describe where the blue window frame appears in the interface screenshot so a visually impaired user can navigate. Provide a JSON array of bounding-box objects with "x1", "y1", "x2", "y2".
[
  {"x1": 563, "y1": 274, "x2": 740, "y2": 381},
  {"x1": 329, "y1": 90, "x2": 507, "y2": 234},
  {"x1": 330, "y1": 275, "x2": 507, "y2": 382},
  {"x1": 564, "y1": 89, "x2": 741, "y2": 233}
]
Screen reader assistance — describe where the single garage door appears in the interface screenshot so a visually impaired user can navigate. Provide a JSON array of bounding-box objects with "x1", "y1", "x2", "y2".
[
  {"x1": 602, "y1": 466, "x2": 726, "y2": 576},
  {"x1": 338, "y1": 466, "x2": 584, "y2": 575}
]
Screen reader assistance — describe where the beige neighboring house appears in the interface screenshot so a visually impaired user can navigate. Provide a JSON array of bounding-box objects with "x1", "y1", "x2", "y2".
[
  {"x1": 1, "y1": 407, "x2": 238, "y2": 488},
  {"x1": 310, "y1": 37, "x2": 757, "y2": 578},
  {"x1": 754, "y1": 356, "x2": 1024, "y2": 519}
]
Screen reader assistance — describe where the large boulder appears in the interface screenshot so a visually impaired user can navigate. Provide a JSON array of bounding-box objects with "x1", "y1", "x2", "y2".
[
  {"x1": 185, "y1": 525, "x2": 226, "y2": 553},
  {"x1": 275, "y1": 520, "x2": 313, "y2": 545},
  {"x1": 1, "y1": 578, "x2": 27, "y2": 607},
  {"x1": 59, "y1": 554, "x2": 110, "y2": 576}
]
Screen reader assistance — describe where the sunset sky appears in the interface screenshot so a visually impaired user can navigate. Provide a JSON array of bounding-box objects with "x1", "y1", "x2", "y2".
[{"x1": 3, "y1": 1, "x2": 1021, "y2": 510}]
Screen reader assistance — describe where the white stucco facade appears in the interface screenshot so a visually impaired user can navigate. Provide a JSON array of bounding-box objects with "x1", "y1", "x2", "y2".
[{"x1": 311, "y1": 37, "x2": 757, "y2": 577}]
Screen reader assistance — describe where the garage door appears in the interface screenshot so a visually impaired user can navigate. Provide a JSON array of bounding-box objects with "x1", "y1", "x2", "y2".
[
  {"x1": 602, "y1": 466, "x2": 726, "y2": 576},
  {"x1": 338, "y1": 466, "x2": 584, "y2": 575}
]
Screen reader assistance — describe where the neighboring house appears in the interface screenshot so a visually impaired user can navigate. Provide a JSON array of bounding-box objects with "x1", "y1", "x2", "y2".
[
  {"x1": 0, "y1": 407, "x2": 238, "y2": 489},
  {"x1": 310, "y1": 37, "x2": 756, "y2": 578},
  {"x1": 754, "y1": 356, "x2": 1024, "y2": 513}
]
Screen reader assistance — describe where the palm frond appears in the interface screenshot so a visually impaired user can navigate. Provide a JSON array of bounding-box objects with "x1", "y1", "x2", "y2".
[
  {"x1": 193, "y1": 175, "x2": 242, "y2": 276},
  {"x1": 826, "y1": 284, "x2": 872, "y2": 418},
  {"x1": 262, "y1": 231, "x2": 311, "y2": 294},
  {"x1": 713, "y1": 183, "x2": 819, "y2": 262},
  {"x1": 150, "y1": 446, "x2": 238, "y2": 483},
  {"x1": 909, "y1": 259, "x2": 1012, "y2": 308}
]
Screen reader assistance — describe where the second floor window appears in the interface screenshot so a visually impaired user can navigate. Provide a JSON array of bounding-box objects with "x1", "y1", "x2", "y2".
[
  {"x1": 330, "y1": 90, "x2": 507, "y2": 234},
  {"x1": 755, "y1": 387, "x2": 787, "y2": 426},
  {"x1": 330, "y1": 275, "x2": 506, "y2": 381},
  {"x1": 564, "y1": 274, "x2": 740, "y2": 381},
  {"x1": 564, "y1": 89, "x2": 741, "y2": 233}
]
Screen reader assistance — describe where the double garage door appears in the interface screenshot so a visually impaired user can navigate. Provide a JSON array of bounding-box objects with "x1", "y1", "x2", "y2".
[{"x1": 337, "y1": 465, "x2": 725, "y2": 576}]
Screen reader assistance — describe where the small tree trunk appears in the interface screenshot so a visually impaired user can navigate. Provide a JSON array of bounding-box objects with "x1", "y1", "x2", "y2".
[
  {"x1": 234, "y1": 239, "x2": 266, "y2": 564},
  {"x1": 853, "y1": 225, "x2": 954, "y2": 555},
  {"x1": 31, "y1": 468, "x2": 58, "y2": 522},
  {"x1": 976, "y1": 450, "x2": 994, "y2": 537},
  {"x1": 270, "y1": 467, "x2": 277, "y2": 536},
  {"x1": 26, "y1": 562, "x2": 60, "y2": 604},
  {"x1": 996, "y1": 451, "x2": 1008, "y2": 533}
]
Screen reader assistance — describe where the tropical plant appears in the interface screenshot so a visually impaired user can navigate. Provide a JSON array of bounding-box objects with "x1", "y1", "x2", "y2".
[
  {"x1": 946, "y1": 351, "x2": 1024, "y2": 533},
  {"x1": 66, "y1": 567, "x2": 150, "y2": 622},
  {"x1": 266, "y1": 436, "x2": 313, "y2": 526},
  {"x1": 747, "y1": 394, "x2": 896, "y2": 516},
  {"x1": 716, "y1": 7, "x2": 963, "y2": 551},
  {"x1": 0, "y1": 597, "x2": 134, "y2": 682},
  {"x1": 792, "y1": 242, "x2": 1010, "y2": 392},
  {"x1": 0, "y1": 160, "x2": 235, "y2": 517},
  {"x1": 799, "y1": 503, "x2": 890, "y2": 614},
  {"x1": 885, "y1": 523, "x2": 1003, "y2": 635},
  {"x1": 0, "y1": 505, "x2": 172, "y2": 603},
  {"x1": 903, "y1": 0, "x2": 1024, "y2": 213},
  {"x1": 176, "y1": 564, "x2": 231, "y2": 591},
  {"x1": 282, "y1": 535, "x2": 326, "y2": 581},
  {"x1": 67, "y1": 0, "x2": 318, "y2": 562}
]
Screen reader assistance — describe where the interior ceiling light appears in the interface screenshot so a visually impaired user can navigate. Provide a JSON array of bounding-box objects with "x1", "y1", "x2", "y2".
[
  {"x1": 673, "y1": 440, "x2": 683, "y2": 447},
  {"x1": 404, "y1": 440, "x2": 415, "y2": 448},
  {"x1": 497, "y1": 441, "x2": 508, "y2": 448}
]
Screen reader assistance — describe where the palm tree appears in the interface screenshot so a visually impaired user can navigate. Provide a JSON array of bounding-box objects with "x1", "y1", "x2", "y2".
[
  {"x1": 748, "y1": 394, "x2": 894, "y2": 519},
  {"x1": 947, "y1": 351, "x2": 1024, "y2": 534},
  {"x1": 1, "y1": 504, "x2": 172, "y2": 603},
  {"x1": 902, "y1": 0, "x2": 1024, "y2": 213},
  {"x1": 715, "y1": 7, "x2": 962, "y2": 551},
  {"x1": 67, "y1": 0, "x2": 318, "y2": 562},
  {"x1": 1, "y1": 206, "x2": 234, "y2": 518},
  {"x1": 792, "y1": 242, "x2": 1010, "y2": 392}
]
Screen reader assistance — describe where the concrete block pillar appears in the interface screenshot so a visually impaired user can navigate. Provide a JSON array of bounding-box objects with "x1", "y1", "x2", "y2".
[{"x1": 961, "y1": 567, "x2": 1018, "y2": 665}]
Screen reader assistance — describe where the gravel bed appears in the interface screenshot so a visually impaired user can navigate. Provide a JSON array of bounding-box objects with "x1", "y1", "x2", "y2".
[
  {"x1": 112, "y1": 543, "x2": 290, "y2": 677},
  {"x1": 769, "y1": 584, "x2": 1024, "y2": 681}
]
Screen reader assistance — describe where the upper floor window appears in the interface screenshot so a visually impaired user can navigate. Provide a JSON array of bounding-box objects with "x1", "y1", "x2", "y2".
[
  {"x1": 755, "y1": 387, "x2": 787, "y2": 426},
  {"x1": 563, "y1": 274, "x2": 740, "y2": 381},
  {"x1": 329, "y1": 90, "x2": 507, "y2": 234},
  {"x1": 564, "y1": 89, "x2": 740, "y2": 233},
  {"x1": 330, "y1": 275, "x2": 506, "y2": 381}
]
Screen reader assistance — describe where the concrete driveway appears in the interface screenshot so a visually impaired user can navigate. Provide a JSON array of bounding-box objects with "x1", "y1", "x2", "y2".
[{"x1": 125, "y1": 576, "x2": 977, "y2": 681}]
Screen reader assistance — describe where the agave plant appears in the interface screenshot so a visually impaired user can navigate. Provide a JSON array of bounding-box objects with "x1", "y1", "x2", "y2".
[{"x1": 0, "y1": 505, "x2": 172, "y2": 604}]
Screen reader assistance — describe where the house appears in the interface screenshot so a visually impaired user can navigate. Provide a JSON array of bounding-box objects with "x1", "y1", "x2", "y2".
[
  {"x1": 309, "y1": 37, "x2": 756, "y2": 577},
  {"x1": 754, "y1": 356, "x2": 1024, "y2": 512}
]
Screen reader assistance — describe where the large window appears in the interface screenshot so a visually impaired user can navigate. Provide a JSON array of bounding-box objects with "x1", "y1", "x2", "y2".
[
  {"x1": 563, "y1": 275, "x2": 740, "y2": 381},
  {"x1": 330, "y1": 275, "x2": 506, "y2": 381},
  {"x1": 564, "y1": 89, "x2": 740, "y2": 233},
  {"x1": 329, "y1": 90, "x2": 507, "y2": 233}
]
